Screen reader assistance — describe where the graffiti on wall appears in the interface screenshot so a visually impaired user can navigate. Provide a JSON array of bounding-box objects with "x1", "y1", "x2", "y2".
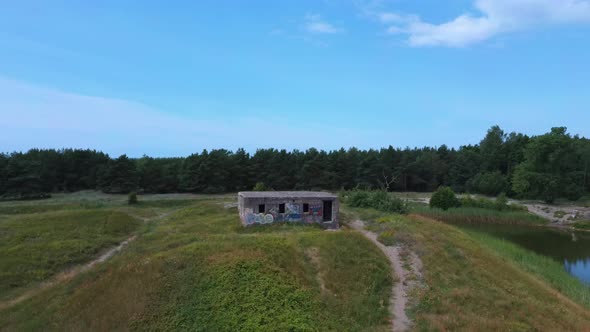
[
  {"x1": 309, "y1": 204, "x2": 322, "y2": 216},
  {"x1": 285, "y1": 203, "x2": 301, "y2": 221},
  {"x1": 244, "y1": 202, "x2": 329, "y2": 225},
  {"x1": 244, "y1": 208, "x2": 275, "y2": 225},
  {"x1": 267, "y1": 207, "x2": 277, "y2": 217}
]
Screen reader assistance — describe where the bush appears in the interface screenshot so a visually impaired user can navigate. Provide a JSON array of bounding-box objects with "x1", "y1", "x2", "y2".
[
  {"x1": 430, "y1": 187, "x2": 460, "y2": 210},
  {"x1": 459, "y1": 193, "x2": 525, "y2": 212},
  {"x1": 128, "y1": 192, "x2": 138, "y2": 205},
  {"x1": 347, "y1": 190, "x2": 371, "y2": 208},
  {"x1": 345, "y1": 190, "x2": 407, "y2": 214},
  {"x1": 460, "y1": 196, "x2": 495, "y2": 210},
  {"x1": 495, "y1": 193, "x2": 508, "y2": 210},
  {"x1": 252, "y1": 182, "x2": 267, "y2": 191}
]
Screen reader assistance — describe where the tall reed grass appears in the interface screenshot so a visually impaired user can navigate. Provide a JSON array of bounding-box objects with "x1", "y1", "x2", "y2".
[{"x1": 415, "y1": 207, "x2": 547, "y2": 225}]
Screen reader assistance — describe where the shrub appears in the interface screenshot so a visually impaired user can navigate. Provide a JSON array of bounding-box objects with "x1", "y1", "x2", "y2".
[
  {"x1": 459, "y1": 196, "x2": 494, "y2": 210},
  {"x1": 345, "y1": 190, "x2": 407, "y2": 214},
  {"x1": 252, "y1": 182, "x2": 267, "y2": 191},
  {"x1": 430, "y1": 187, "x2": 460, "y2": 210},
  {"x1": 495, "y1": 193, "x2": 508, "y2": 210},
  {"x1": 128, "y1": 192, "x2": 138, "y2": 205},
  {"x1": 347, "y1": 190, "x2": 371, "y2": 208},
  {"x1": 459, "y1": 193, "x2": 525, "y2": 212}
]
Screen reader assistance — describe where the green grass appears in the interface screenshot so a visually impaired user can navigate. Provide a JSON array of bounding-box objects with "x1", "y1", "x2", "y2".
[
  {"x1": 0, "y1": 198, "x2": 197, "y2": 215},
  {"x1": 573, "y1": 221, "x2": 590, "y2": 230},
  {"x1": 576, "y1": 195, "x2": 590, "y2": 207},
  {"x1": 0, "y1": 197, "x2": 392, "y2": 331},
  {"x1": 414, "y1": 206, "x2": 547, "y2": 225},
  {"x1": 465, "y1": 230, "x2": 590, "y2": 308},
  {"x1": 0, "y1": 209, "x2": 141, "y2": 300},
  {"x1": 343, "y1": 206, "x2": 590, "y2": 330},
  {"x1": 3, "y1": 193, "x2": 590, "y2": 331},
  {"x1": 0, "y1": 202, "x2": 108, "y2": 215}
]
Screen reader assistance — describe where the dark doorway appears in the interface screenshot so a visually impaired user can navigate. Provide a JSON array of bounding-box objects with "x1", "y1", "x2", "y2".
[
  {"x1": 258, "y1": 204, "x2": 265, "y2": 213},
  {"x1": 303, "y1": 203, "x2": 309, "y2": 213},
  {"x1": 322, "y1": 200, "x2": 332, "y2": 221},
  {"x1": 279, "y1": 203, "x2": 285, "y2": 214}
]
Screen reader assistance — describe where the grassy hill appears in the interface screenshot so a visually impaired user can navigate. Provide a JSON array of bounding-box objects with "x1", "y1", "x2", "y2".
[
  {"x1": 0, "y1": 196, "x2": 392, "y2": 331},
  {"x1": 1, "y1": 192, "x2": 590, "y2": 331}
]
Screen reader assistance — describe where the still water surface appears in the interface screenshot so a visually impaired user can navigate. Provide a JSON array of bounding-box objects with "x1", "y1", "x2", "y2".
[{"x1": 456, "y1": 224, "x2": 590, "y2": 284}]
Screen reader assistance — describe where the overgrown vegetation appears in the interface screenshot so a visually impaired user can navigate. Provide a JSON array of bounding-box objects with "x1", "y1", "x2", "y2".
[
  {"x1": 252, "y1": 182, "x2": 267, "y2": 191},
  {"x1": 0, "y1": 209, "x2": 140, "y2": 299},
  {"x1": 465, "y1": 230, "x2": 590, "y2": 308},
  {"x1": 1, "y1": 126, "x2": 589, "y2": 201},
  {"x1": 0, "y1": 196, "x2": 392, "y2": 331},
  {"x1": 573, "y1": 221, "x2": 590, "y2": 230},
  {"x1": 417, "y1": 207, "x2": 546, "y2": 225},
  {"x1": 127, "y1": 192, "x2": 138, "y2": 205},
  {"x1": 342, "y1": 190, "x2": 408, "y2": 214},
  {"x1": 344, "y1": 206, "x2": 590, "y2": 330},
  {"x1": 459, "y1": 193, "x2": 526, "y2": 212},
  {"x1": 425, "y1": 188, "x2": 540, "y2": 225}
]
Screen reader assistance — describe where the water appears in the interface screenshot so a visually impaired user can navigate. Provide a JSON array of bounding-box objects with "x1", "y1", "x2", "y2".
[{"x1": 455, "y1": 223, "x2": 590, "y2": 284}]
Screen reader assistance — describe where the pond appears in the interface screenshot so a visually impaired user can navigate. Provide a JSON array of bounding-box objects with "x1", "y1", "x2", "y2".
[{"x1": 456, "y1": 223, "x2": 590, "y2": 285}]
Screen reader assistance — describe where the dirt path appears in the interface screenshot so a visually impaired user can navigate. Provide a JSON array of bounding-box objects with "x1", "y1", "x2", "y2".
[
  {"x1": 349, "y1": 220, "x2": 417, "y2": 332},
  {"x1": 0, "y1": 208, "x2": 183, "y2": 311},
  {"x1": 0, "y1": 235, "x2": 137, "y2": 311}
]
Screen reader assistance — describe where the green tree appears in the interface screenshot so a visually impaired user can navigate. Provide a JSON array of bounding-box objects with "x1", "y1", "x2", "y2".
[
  {"x1": 253, "y1": 182, "x2": 267, "y2": 191},
  {"x1": 467, "y1": 171, "x2": 509, "y2": 196},
  {"x1": 128, "y1": 192, "x2": 138, "y2": 204},
  {"x1": 98, "y1": 155, "x2": 138, "y2": 194},
  {"x1": 512, "y1": 127, "x2": 583, "y2": 202},
  {"x1": 480, "y1": 125, "x2": 507, "y2": 173}
]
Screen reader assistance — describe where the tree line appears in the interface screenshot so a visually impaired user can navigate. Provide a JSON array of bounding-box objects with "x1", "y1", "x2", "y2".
[{"x1": 1, "y1": 126, "x2": 589, "y2": 203}]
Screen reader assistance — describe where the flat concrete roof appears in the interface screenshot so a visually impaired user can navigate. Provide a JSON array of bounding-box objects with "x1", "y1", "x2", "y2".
[{"x1": 238, "y1": 191, "x2": 338, "y2": 199}]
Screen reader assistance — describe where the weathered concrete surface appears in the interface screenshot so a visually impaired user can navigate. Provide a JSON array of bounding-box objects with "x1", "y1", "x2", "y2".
[{"x1": 238, "y1": 191, "x2": 339, "y2": 228}]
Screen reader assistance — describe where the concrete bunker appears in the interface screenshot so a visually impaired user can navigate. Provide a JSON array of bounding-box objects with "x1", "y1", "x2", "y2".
[{"x1": 238, "y1": 191, "x2": 339, "y2": 229}]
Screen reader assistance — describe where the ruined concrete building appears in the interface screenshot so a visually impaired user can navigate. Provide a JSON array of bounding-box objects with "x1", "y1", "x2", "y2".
[{"x1": 238, "y1": 191, "x2": 339, "y2": 229}]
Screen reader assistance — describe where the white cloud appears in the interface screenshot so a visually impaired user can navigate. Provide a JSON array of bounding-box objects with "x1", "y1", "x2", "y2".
[
  {"x1": 378, "y1": 12, "x2": 418, "y2": 24},
  {"x1": 380, "y1": 0, "x2": 590, "y2": 47},
  {"x1": 303, "y1": 14, "x2": 342, "y2": 34},
  {"x1": 386, "y1": 25, "x2": 406, "y2": 34}
]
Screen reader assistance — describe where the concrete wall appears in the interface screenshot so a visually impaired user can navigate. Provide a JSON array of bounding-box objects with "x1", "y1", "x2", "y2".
[{"x1": 238, "y1": 196, "x2": 339, "y2": 229}]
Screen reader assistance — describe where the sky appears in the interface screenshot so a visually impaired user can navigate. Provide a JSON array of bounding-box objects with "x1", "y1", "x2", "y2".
[{"x1": 1, "y1": 0, "x2": 590, "y2": 157}]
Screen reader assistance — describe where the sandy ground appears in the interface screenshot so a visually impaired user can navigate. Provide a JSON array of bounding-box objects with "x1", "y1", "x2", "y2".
[
  {"x1": 350, "y1": 219, "x2": 422, "y2": 332},
  {"x1": 516, "y1": 202, "x2": 590, "y2": 224}
]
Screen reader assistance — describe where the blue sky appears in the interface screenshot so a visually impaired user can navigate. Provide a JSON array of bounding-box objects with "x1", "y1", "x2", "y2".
[{"x1": 1, "y1": 0, "x2": 590, "y2": 157}]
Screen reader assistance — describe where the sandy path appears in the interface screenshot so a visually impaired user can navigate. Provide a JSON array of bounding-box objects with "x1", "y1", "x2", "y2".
[
  {"x1": 0, "y1": 235, "x2": 137, "y2": 311},
  {"x1": 350, "y1": 220, "x2": 412, "y2": 332},
  {"x1": 0, "y1": 208, "x2": 182, "y2": 311}
]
